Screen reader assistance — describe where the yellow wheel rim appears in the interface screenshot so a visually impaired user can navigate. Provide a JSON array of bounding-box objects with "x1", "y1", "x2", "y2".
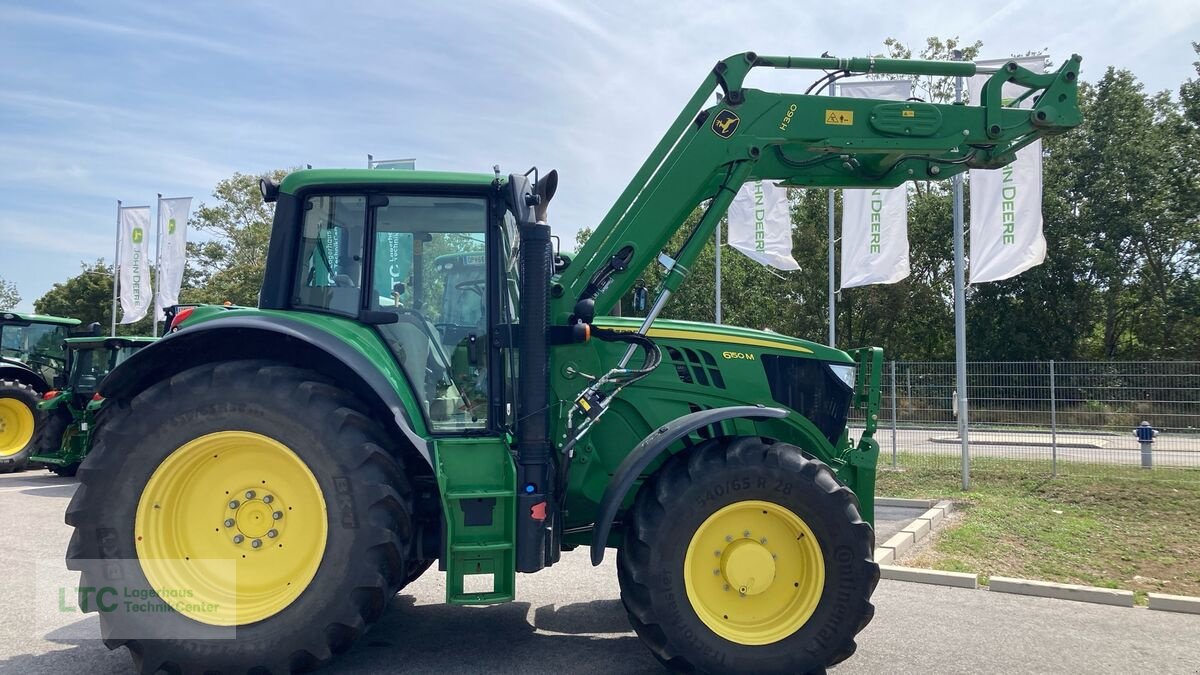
[
  {"x1": 0, "y1": 398, "x2": 35, "y2": 457},
  {"x1": 683, "y1": 499, "x2": 825, "y2": 645},
  {"x1": 135, "y1": 431, "x2": 328, "y2": 625}
]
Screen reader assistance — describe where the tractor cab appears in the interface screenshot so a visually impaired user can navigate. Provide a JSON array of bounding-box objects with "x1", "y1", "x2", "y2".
[
  {"x1": 0, "y1": 312, "x2": 81, "y2": 385},
  {"x1": 64, "y1": 337, "x2": 156, "y2": 403}
]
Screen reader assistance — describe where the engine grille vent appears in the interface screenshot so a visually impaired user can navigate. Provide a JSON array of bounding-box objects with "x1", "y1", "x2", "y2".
[{"x1": 665, "y1": 346, "x2": 726, "y2": 389}]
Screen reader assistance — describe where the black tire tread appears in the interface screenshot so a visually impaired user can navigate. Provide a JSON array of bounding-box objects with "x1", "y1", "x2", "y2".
[
  {"x1": 617, "y1": 437, "x2": 878, "y2": 674},
  {"x1": 0, "y1": 379, "x2": 40, "y2": 473},
  {"x1": 65, "y1": 360, "x2": 414, "y2": 674}
]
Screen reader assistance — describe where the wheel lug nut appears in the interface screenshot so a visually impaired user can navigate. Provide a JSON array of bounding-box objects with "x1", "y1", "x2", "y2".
[
  {"x1": 760, "y1": 537, "x2": 768, "y2": 544},
  {"x1": 272, "y1": 511, "x2": 283, "y2": 520},
  {"x1": 743, "y1": 530, "x2": 750, "y2": 537},
  {"x1": 245, "y1": 490, "x2": 256, "y2": 499},
  {"x1": 725, "y1": 535, "x2": 733, "y2": 542},
  {"x1": 232, "y1": 534, "x2": 244, "y2": 544},
  {"x1": 229, "y1": 500, "x2": 240, "y2": 509},
  {"x1": 267, "y1": 529, "x2": 278, "y2": 538},
  {"x1": 223, "y1": 519, "x2": 235, "y2": 528},
  {"x1": 251, "y1": 539, "x2": 262, "y2": 549},
  {"x1": 262, "y1": 495, "x2": 273, "y2": 504}
]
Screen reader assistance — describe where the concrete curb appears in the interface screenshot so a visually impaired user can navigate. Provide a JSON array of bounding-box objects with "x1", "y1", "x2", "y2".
[
  {"x1": 880, "y1": 565, "x2": 977, "y2": 589},
  {"x1": 1148, "y1": 593, "x2": 1200, "y2": 614},
  {"x1": 876, "y1": 497, "x2": 936, "y2": 508},
  {"x1": 879, "y1": 531, "x2": 914, "y2": 558},
  {"x1": 987, "y1": 576, "x2": 1133, "y2": 607}
]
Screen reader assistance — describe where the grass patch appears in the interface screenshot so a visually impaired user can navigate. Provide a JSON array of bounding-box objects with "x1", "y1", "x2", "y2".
[{"x1": 877, "y1": 455, "x2": 1200, "y2": 600}]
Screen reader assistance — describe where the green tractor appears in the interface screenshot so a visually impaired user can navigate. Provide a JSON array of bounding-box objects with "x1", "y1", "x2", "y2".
[
  {"x1": 31, "y1": 336, "x2": 156, "y2": 476},
  {"x1": 0, "y1": 311, "x2": 81, "y2": 473},
  {"x1": 66, "y1": 53, "x2": 1081, "y2": 673}
]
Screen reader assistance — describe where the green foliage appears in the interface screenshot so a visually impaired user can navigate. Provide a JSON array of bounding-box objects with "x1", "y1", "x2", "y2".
[
  {"x1": 181, "y1": 169, "x2": 289, "y2": 307},
  {"x1": 0, "y1": 275, "x2": 19, "y2": 310},
  {"x1": 32, "y1": 260, "x2": 152, "y2": 335}
]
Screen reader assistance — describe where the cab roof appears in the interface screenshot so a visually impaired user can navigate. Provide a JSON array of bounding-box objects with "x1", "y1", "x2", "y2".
[
  {"x1": 279, "y1": 169, "x2": 497, "y2": 195},
  {"x1": 0, "y1": 311, "x2": 80, "y2": 326},
  {"x1": 64, "y1": 336, "x2": 157, "y2": 349}
]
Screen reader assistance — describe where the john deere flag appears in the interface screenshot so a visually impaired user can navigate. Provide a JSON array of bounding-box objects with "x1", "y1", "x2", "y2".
[
  {"x1": 118, "y1": 205, "x2": 152, "y2": 324},
  {"x1": 727, "y1": 180, "x2": 799, "y2": 270},
  {"x1": 967, "y1": 57, "x2": 1047, "y2": 283},
  {"x1": 838, "y1": 80, "x2": 912, "y2": 288},
  {"x1": 154, "y1": 197, "x2": 191, "y2": 321}
]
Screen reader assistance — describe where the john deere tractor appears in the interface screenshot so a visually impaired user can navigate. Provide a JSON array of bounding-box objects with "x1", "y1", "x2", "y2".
[
  {"x1": 32, "y1": 335, "x2": 156, "y2": 476},
  {"x1": 66, "y1": 53, "x2": 1081, "y2": 673},
  {"x1": 0, "y1": 311, "x2": 81, "y2": 473}
]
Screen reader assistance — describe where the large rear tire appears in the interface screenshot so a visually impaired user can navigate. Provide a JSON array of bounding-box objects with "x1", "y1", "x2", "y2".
[
  {"x1": 0, "y1": 379, "x2": 40, "y2": 473},
  {"x1": 33, "y1": 407, "x2": 72, "y2": 474},
  {"x1": 617, "y1": 437, "x2": 878, "y2": 674},
  {"x1": 65, "y1": 360, "x2": 415, "y2": 674}
]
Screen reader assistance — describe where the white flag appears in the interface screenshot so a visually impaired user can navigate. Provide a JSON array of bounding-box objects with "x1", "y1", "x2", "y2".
[
  {"x1": 727, "y1": 180, "x2": 799, "y2": 270},
  {"x1": 967, "y1": 57, "x2": 1047, "y2": 283},
  {"x1": 840, "y1": 187, "x2": 910, "y2": 288},
  {"x1": 838, "y1": 79, "x2": 912, "y2": 288},
  {"x1": 155, "y1": 197, "x2": 192, "y2": 321},
  {"x1": 117, "y1": 206, "x2": 152, "y2": 324}
]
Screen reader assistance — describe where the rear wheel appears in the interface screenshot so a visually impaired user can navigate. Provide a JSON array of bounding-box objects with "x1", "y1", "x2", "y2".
[
  {"x1": 33, "y1": 407, "x2": 71, "y2": 474},
  {"x1": 617, "y1": 437, "x2": 878, "y2": 674},
  {"x1": 65, "y1": 361, "x2": 415, "y2": 673},
  {"x1": 0, "y1": 380, "x2": 40, "y2": 473}
]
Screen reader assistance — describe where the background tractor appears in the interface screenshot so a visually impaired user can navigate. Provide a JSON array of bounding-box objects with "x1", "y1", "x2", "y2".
[
  {"x1": 32, "y1": 335, "x2": 156, "y2": 476},
  {"x1": 67, "y1": 52, "x2": 1081, "y2": 674},
  {"x1": 0, "y1": 311, "x2": 81, "y2": 473}
]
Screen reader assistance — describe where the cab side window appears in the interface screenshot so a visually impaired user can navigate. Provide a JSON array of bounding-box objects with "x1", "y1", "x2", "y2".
[{"x1": 293, "y1": 195, "x2": 366, "y2": 316}]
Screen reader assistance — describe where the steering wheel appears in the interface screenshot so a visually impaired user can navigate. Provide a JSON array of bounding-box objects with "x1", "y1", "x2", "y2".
[{"x1": 455, "y1": 279, "x2": 485, "y2": 296}]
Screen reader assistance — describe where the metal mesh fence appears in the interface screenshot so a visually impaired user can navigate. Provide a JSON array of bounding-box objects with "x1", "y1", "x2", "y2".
[{"x1": 849, "y1": 361, "x2": 1200, "y2": 479}]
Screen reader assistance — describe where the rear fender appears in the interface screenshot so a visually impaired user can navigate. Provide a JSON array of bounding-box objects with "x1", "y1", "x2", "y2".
[
  {"x1": 0, "y1": 361, "x2": 49, "y2": 393},
  {"x1": 99, "y1": 314, "x2": 432, "y2": 467}
]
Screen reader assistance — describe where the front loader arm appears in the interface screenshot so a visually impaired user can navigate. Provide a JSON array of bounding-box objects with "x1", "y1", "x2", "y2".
[{"x1": 552, "y1": 52, "x2": 1082, "y2": 320}]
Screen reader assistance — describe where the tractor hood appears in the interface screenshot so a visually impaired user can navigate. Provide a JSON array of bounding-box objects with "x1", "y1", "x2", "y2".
[{"x1": 591, "y1": 317, "x2": 853, "y2": 364}]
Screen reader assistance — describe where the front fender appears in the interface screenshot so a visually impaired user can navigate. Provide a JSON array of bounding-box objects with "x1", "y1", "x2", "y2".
[{"x1": 589, "y1": 405, "x2": 788, "y2": 565}]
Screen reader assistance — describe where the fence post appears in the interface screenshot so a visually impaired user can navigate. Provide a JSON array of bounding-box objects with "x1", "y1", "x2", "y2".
[
  {"x1": 1049, "y1": 359, "x2": 1057, "y2": 478},
  {"x1": 890, "y1": 360, "x2": 898, "y2": 468}
]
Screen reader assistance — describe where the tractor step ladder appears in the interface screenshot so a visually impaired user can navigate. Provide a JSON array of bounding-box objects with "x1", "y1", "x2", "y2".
[{"x1": 434, "y1": 437, "x2": 517, "y2": 604}]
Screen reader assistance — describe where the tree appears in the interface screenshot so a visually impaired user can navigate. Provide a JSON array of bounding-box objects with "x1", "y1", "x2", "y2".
[
  {"x1": 32, "y1": 260, "x2": 153, "y2": 334},
  {"x1": 182, "y1": 170, "x2": 289, "y2": 307},
  {"x1": 0, "y1": 276, "x2": 19, "y2": 310}
]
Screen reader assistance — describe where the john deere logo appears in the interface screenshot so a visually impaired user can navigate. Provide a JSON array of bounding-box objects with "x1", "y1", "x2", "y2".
[
  {"x1": 711, "y1": 109, "x2": 740, "y2": 139},
  {"x1": 167, "y1": 218, "x2": 177, "y2": 235},
  {"x1": 131, "y1": 227, "x2": 144, "y2": 244}
]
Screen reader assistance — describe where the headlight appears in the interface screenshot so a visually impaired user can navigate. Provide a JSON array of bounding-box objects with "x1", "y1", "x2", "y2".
[{"x1": 827, "y1": 363, "x2": 856, "y2": 390}]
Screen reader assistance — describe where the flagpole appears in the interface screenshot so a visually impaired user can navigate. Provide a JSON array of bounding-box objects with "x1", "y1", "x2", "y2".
[
  {"x1": 153, "y1": 193, "x2": 162, "y2": 337},
  {"x1": 951, "y1": 50, "x2": 971, "y2": 490},
  {"x1": 111, "y1": 200, "x2": 121, "y2": 336},
  {"x1": 826, "y1": 80, "x2": 837, "y2": 347}
]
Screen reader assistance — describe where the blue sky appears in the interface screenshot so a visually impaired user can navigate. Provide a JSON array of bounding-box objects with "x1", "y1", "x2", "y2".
[{"x1": 2, "y1": 0, "x2": 1198, "y2": 312}]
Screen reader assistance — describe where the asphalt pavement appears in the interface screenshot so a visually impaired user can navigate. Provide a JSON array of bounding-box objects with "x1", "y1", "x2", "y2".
[{"x1": 2, "y1": 471, "x2": 1197, "y2": 674}]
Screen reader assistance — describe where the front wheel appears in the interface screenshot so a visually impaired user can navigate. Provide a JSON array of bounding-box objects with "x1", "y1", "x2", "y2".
[
  {"x1": 0, "y1": 379, "x2": 40, "y2": 473},
  {"x1": 66, "y1": 361, "x2": 416, "y2": 673},
  {"x1": 617, "y1": 437, "x2": 878, "y2": 674}
]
